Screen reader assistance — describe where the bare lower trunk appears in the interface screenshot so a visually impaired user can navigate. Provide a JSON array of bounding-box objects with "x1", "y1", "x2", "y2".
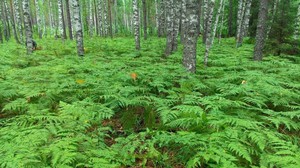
[
  {"x1": 72, "y1": 0, "x2": 84, "y2": 56},
  {"x1": 253, "y1": 0, "x2": 268, "y2": 61},
  {"x1": 66, "y1": 0, "x2": 73, "y2": 40},
  {"x1": 202, "y1": 0, "x2": 208, "y2": 43},
  {"x1": 23, "y1": 0, "x2": 33, "y2": 54},
  {"x1": 236, "y1": 0, "x2": 252, "y2": 47},
  {"x1": 35, "y1": 0, "x2": 42, "y2": 39},
  {"x1": 294, "y1": 3, "x2": 300, "y2": 39},
  {"x1": 211, "y1": 0, "x2": 224, "y2": 45},
  {"x1": 204, "y1": 0, "x2": 215, "y2": 67},
  {"x1": 266, "y1": 0, "x2": 279, "y2": 39},
  {"x1": 158, "y1": 0, "x2": 166, "y2": 37},
  {"x1": 182, "y1": 0, "x2": 199, "y2": 73},
  {"x1": 218, "y1": 2, "x2": 225, "y2": 44},
  {"x1": 88, "y1": 0, "x2": 94, "y2": 36},
  {"x1": 142, "y1": 0, "x2": 147, "y2": 40},
  {"x1": 133, "y1": 0, "x2": 140, "y2": 50}
]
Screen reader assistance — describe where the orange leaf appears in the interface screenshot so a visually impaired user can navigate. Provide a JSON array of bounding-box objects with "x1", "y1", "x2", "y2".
[{"x1": 130, "y1": 73, "x2": 137, "y2": 80}]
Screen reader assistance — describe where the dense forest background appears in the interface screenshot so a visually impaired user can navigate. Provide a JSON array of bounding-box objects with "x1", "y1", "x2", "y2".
[{"x1": 0, "y1": 0, "x2": 300, "y2": 167}]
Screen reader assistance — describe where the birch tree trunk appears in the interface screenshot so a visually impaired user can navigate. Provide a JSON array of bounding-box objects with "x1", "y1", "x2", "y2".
[
  {"x1": 294, "y1": 2, "x2": 300, "y2": 39},
  {"x1": 211, "y1": 0, "x2": 224, "y2": 45},
  {"x1": 218, "y1": 1, "x2": 225, "y2": 44},
  {"x1": 72, "y1": 0, "x2": 84, "y2": 56},
  {"x1": 66, "y1": 0, "x2": 73, "y2": 40},
  {"x1": 103, "y1": 0, "x2": 108, "y2": 36},
  {"x1": 0, "y1": 2, "x2": 4, "y2": 43},
  {"x1": 202, "y1": 0, "x2": 208, "y2": 43},
  {"x1": 49, "y1": 0, "x2": 54, "y2": 36},
  {"x1": 8, "y1": 0, "x2": 20, "y2": 43},
  {"x1": 14, "y1": 0, "x2": 23, "y2": 43},
  {"x1": 58, "y1": 0, "x2": 67, "y2": 39},
  {"x1": 35, "y1": 0, "x2": 42, "y2": 39},
  {"x1": 236, "y1": 0, "x2": 252, "y2": 48},
  {"x1": 253, "y1": 0, "x2": 268, "y2": 61},
  {"x1": 228, "y1": 0, "x2": 233, "y2": 37},
  {"x1": 236, "y1": 0, "x2": 245, "y2": 40},
  {"x1": 88, "y1": 0, "x2": 94, "y2": 36},
  {"x1": 97, "y1": 0, "x2": 103, "y2": 36},
  {"x1": 165, "y1": 0, "x2": 174, "y2": 56},
  {"x1": 182, "y1": 0, "x2": 199, "y2": 73},
  {"x1": 158, "y1": 0, "x2": 166, "y2": 37},
  {"x1": 108, "y1": 0, "x2": 113, "y2": 38},
  {"x1": 133, "y1": 0, "x2": 140, "y2": 50},
  {"x1": 142, "y1": 0, "x2": 147, "y2": 40},
  {"x1": 23, "y1": 0, "x2": 33, "y2": 54},
  {"x1": 180, "y1": 0, "x2": 187, "y2": 43},
  {"x1": 204, "y1": 0, "x2": 215, "y2": 67}
]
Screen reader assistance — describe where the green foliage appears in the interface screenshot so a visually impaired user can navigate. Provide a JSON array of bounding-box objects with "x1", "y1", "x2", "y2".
[{"x1": 0, "y1": 37, "x2": 299, "y2": 167}]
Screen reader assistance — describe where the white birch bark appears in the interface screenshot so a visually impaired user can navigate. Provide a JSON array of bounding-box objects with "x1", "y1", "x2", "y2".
[
  {"x1": 97, "y1": 0, "x2": 103, "y2": 36},
  {"x1": 182, "y1": 0, "x2": 199, "y2": 73},
  {"x1": 14, "y1": 0, "x2": 23, "y2": 43},
  {"x1": 103, "y1": 0, "x2": 108, "y2": 36},
  {"x1": 72, "y1": 0, "x2": 84, "y2": 56},
  {"x1": 236, "y1": 0, "x2": 245, "y2": 40},
  {"x1": 165, "y1": 0, "x2": 174, "y2": 56},
  {"x1": 237, "y1": 0, "x2": 252, "y2": 47},
  {"x1": 23, "y1": 0, "x2": 33, "y2": 54},
  {"x1": 218, "y1": 1, "x2": 225, "y2": 44},
  {"x1": 58, "y1": 0, "x2": 64, "y2": 37},
  {"x1": 89, "y1": 0, "x2": 94, "y2": 36},
  {"x1": 133, "y1": 0, "x2": 140, "y2": 50},
  {"x1": 158, "y1": 0, "x2": 166, "y2": 37},
  {"x1": 211, "y1": 0, "x2": 224, "y2": 45},
  {"x1": 204, "y1": 0, "x2": 215, "y2": 67},
  {"x1": 202, "y1": 0, "x2": 208, "y2": 43},
  {"x1": 35, "y1": 0, "x2": 42, "y2": 39},
  {"x1": 49, "y1": 0, "x2": 54, "y2": 35}
]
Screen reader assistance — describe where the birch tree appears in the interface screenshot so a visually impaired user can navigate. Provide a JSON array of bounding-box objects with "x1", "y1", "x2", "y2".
[
  {"x1": 294, "y1": 2, "x2": 300, "y2": 39},
  {"x1": 58, "y1": 0, "x2": 67, "y2": 39},
  {"x1": 202, "y1": 0, "x2": 208, "y2": 43},
  {"x1": 0, "y1": 2, "x2": 4, "y2": 43},
  {"x1": 103, "y1": 0, "x2": 108, "y2": 36},
  {"x1": 158, "y1": 0, "x2": 166, "y2": 37},
  {"x1": 182, "y1": 0, "x2": 199, "y2": 73},
  {"x1": 88, "y1": 0, "x2": 94, "y2": 36},
  {"x1": 8, "y1": 0, "x2": 20, "y2": 43},
  {"x1": 72, "y1": 0, "x2": 84, "y2": 56},
  {"x1": 211, "y1": 0, "x2": 224, "y2": 45},
  {"x1": 218, "y1": 1, "x2": 225, "y2": 43},
  {"x1": 254, "y1": 0, "x2": 268, "y2": 61},
  {"x1": 204, "y1": 0, "x2": 215, "y2": 67},
  {"x1": 23, "y1": 0, "x2": 33, "y2": 54},
  {"x1": 97, "y1": 0, "x2": 103, "y2": 36},
  {"x1": 236, "y1": 0, "x2": 245, "y2": 40},
  {"x1": 142, "y1": 0, "x2": 147, "y2": 40},
  {"x1": 2, "y1": 1, "x2": 11, "y2": 41},
  {"x1": 66, "y1": 0, "x2": 73, "y2": 40},
  {"x1": 133, "y1": 0, "x2": 140, "y2": 50},
  {"x1": 35, "y1": 0, "x2": 42, "y2": 39},
  {"x1": 236, "y1": 0, "x2": 252, "y2": 47},
  {"x1": 266, "y1": 0, "x2": 280, "y2": 39}
]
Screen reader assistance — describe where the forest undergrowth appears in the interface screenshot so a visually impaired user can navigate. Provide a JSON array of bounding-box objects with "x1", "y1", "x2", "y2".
[{"x1": 0, "y1": 37, "x2": 300, "y2": 168}]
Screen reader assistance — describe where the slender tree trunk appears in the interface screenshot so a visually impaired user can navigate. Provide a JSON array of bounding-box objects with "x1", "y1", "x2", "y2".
[
  {"x1": 66, "y1": 0, "x2": 73, "y2": 40},
  {"x1": 35, "y1": 0, "x2": 42, "y2": 39},
  {"x1": 236, "y1": 0, "x2": 245, "y2": 40},
  {"x1": 97, "y1": 0, "x2": 103, "y2": 36},
  {"x1": 93, "y1": 0, "x2": 99, "y2": 35},
  {"x1": 196, "y1": 0, "x2": 202, "y2": 35},
  {"x1": 180, "y1": 0, "x2": 187, "y2": 43},
  {"x1": 228, "y1": 0, "x2": 233, "y2": 37},
  {"x1": 103, "y1": 0, "x2": 108, "y2": 36},
  {"x1": 253, "y1": 0, "x2": 268, "y2": 61},
  {"x1": 58, "y1": 0, "x2": 67, "y2": 39},
  {"x1": 88, "y1": 0, "x2": 94, "y2": 36},
  {"x1": 266, "y1": 0, "x2": 279, "y2": 39},
  {"x1": 294, "y1": 2, "x2": 300, "y2": 39},
  {"x1": 202, "y1": 0, "x2": 208, "y2": 43},
  {"x1": 133, "y1": 0, "x2": 140, "y2": 50},
  {"x1": 211, "y1": 0, "x2": 224, "y2": 45},
  {"x1": 9, "y1": 0, "x2": 20, "y2": 43},
  {"x1": 2, "y1": 1, "x2": 10, "y2": 41},
  {"x1": 182, "y1": 0, "x2": 199, "y2": 73},
  {"x1": 218, "y1": 1, "x2": 225, "y2": 44},
  {"x1": 72, "y1": 0, "x2": 84, "y2": 56},
  {"x1": 165, "y1": 0, "x2": 174, "y2": 56},
  {"x1": 236, "y1": 0, "x2": 252, "y2": 47},
  {"x1": 158, "y1": 0, "x2": 166, "y2": 37},
  {"x1": 0, "y1": 2, "x2": 3, "y2": 43},
  {"x1": 108, "y1": 0, "x2": 113, "y2": 38},
  {"x1": 23, "y1": 0, "x2": 33, "y2": 54},
  {"x1": 49, "y1": 0, "x2": 54, "y2": 36},
  {"x1": 204, "y1": 0, "x2": 215, "y2": 67},
  {"x1": 142, "y1": 0, "x2": 147, "y2": 40}
]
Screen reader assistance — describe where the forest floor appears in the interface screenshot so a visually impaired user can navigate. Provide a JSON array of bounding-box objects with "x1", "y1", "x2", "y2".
[{"x1": 0, "y1": 37, "x2": 299, "y2": 167}]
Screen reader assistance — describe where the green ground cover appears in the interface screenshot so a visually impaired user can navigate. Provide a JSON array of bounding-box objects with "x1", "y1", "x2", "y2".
[{"x1": 0, "y1": 37, "x2": 299, "y2": 168}]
